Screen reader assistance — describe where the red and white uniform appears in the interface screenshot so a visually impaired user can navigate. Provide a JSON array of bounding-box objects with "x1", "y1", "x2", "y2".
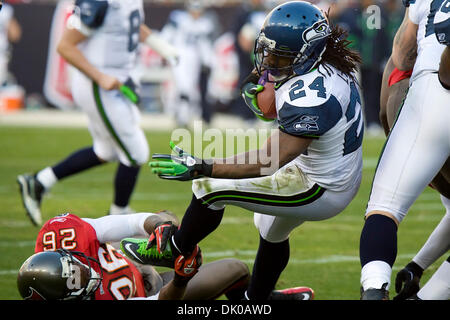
[{"x1": 35, "y1": 213, "x2": 149, "y2": 300}]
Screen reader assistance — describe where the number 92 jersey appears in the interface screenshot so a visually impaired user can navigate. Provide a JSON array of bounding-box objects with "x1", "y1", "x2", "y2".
[
  {"x1": 275, "y1": 64, "x2": 364, "y2": 191},
  {"x1": 69, "y1": 0, "x2": 144, "y2": 79},
  {"x1": 35, "y1": 213, "x2": 146, "y2": 300}
]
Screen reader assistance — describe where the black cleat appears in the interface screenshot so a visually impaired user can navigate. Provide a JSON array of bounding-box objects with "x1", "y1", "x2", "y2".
[
  {"x1": 17, "y1": 174, "x2": 44, "y2": 226},
  {"x1": 361, "y1": 283, "x2": 389, "y2": 300}
]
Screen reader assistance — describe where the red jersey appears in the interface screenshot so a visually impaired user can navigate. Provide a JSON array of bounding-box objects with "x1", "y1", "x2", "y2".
[{"x1": 35, "y1": 213, "x2": 146, "y2": 300}]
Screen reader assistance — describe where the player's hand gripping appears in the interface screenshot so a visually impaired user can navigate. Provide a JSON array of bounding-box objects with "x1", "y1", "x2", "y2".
[
  {"x1": 393, "y1": 261, "x2": 424, "y2": 300},
  {"x1": 97, "y1": 73, "x2": 121, "y2": 91},
  {"x1": 240, "y1": 71, "x2": 273, "y2": 122},
  {"x1": 149, "y1": 142, "x2": 213, "y2": 181},
  {"x1": 146, "y1": 221, "x2": 178, "y2": 253},
  {"x1": 241, "y1": 82, "x2": 265, "y2": 117}
]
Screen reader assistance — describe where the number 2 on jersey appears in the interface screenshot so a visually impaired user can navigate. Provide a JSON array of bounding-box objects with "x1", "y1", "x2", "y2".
[{"x1": 289, "y1": 76, "x2": 327, "y2": 101}]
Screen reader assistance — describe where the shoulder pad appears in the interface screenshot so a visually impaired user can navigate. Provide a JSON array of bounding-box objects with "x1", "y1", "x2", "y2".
[
  {"x1": 74, "y1": 0, "x2": 109, "y2": 29},
  {"x1": 278, "y1": 95, "x2": 343, "y2": 138}
]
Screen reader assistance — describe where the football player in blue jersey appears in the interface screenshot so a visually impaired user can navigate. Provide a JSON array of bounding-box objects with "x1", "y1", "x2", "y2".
[
  {"x1": 17, "y1": 0, "x2": 178, "y2": 225},
  {"x1": 121, "y1": 1, "x2": 363, "y2": 300}
]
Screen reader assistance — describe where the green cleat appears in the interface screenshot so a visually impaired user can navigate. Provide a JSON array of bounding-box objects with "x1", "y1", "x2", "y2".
[{"x1": 120, "y1": 238, "x2": 174, "y2": 268}]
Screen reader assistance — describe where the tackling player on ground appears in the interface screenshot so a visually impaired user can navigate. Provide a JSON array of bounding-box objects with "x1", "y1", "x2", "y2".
[
  {"x1": 17, "y1": 210, "x2": 252, "y2": 300},
  {"x1": 122, "y1": 1, "x2": 363, "y2": 300}
]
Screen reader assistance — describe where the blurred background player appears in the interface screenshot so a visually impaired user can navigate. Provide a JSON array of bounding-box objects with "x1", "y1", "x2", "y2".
[
  {"x1": 135, "y1": 1, "x2": 363, "y2": 301},
  {"x1": 160, "y1": 0, "x2": 219, "y2": 128},
  {"x1": 17, "y1": 0, "x2": 179, "y2": 225},
  {"x1": 17, "y1": 210, "x2": 251, "y2": 300},
  {"x1": 359, "y1": 0, "x2": 450, "y2": 299},
  {"x1": 0, "y1": 0, "x2": 21, "y2": 86}
]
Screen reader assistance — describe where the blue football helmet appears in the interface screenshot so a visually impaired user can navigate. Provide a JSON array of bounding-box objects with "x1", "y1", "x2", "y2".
[{"x1": 254, "y1": 1, "x2": 330, "y2": 82}]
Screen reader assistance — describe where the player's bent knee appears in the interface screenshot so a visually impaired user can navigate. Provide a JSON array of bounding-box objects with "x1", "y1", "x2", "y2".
[{"x1": 365, "y1": 210, "x2": 399, "y2": 226}]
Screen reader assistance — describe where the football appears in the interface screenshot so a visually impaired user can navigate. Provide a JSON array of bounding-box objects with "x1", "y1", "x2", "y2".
[{"x1": 257, "y1": 73, "x2": 277, "y2": 120}]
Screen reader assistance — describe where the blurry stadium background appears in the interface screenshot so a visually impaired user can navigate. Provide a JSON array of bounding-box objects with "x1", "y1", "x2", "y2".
[{"x1": 0, "y1": 0, "x2": 447, "y2": 300}]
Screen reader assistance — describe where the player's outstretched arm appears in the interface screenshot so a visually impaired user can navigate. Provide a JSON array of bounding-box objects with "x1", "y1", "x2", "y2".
[
  {"x1": 211, "y1": 130, "x2": 312, "y2": 179},
  {"x1": 83, "y1": 211, "x2": 179, "y2": 244},
  {"x1": 150, "y1": 131, "x2": 312, "y2": 180}
]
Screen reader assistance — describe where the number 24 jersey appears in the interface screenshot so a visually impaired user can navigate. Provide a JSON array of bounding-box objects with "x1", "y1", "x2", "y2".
[{"x1": 275, "y1": 64, "x2": 364, "y2": 191}]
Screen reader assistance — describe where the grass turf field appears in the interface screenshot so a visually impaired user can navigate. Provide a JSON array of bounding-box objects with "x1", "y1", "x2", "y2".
[{"x1": 0, "y1": 124, "x2": 447, "y2": 300}]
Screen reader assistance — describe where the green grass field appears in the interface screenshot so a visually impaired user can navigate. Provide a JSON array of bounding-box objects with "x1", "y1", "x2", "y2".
[{"x1": 0, "y1": 124, "x2": 447, "y2": 300}]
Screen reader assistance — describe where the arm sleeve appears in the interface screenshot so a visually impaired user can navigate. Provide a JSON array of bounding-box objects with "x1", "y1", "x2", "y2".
[
  {"x1": 278, "y1": 95, "x2": 343, "y2": 139},
  {"x1": 82, "y1": 212, "x2": 157, "y2": 244}
]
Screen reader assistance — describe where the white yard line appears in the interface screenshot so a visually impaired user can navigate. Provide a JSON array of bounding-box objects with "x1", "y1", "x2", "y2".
[{"x1": 0, "y1": 253, "x2": 418, "y2": 276}]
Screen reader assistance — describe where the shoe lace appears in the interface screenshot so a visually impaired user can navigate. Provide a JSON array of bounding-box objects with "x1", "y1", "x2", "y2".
[{"x1": 136, "y1": 241, "x2": 172, "y2": 260}]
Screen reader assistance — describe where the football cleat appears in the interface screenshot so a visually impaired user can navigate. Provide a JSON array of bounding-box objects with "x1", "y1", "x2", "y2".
[
  {"x1": 269, "y1": 286, "x2": 315, "y2": 300},
  {"x1": 360, "y1": 283, "x2": 389, "y2": 300},
  {"x1": 17, "y1": 174, "x2": 44, "y2": 226},
  {"x1": 120, "y1": 238, "x2": 175, "y2": 268}
]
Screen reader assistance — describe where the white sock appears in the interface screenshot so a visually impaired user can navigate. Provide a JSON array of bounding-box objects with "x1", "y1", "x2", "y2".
[
  {"x1": 417, "y1": 260, "x2": 450, "y2": 300},
  {"x1": 109, "y1": 204, "x2": 132, "y2": 215},
  {"x1": 36, "y1": 167, "x2": 58, "y2": 190},
  {"x1": 361, "y1": 260, "x2": 392, "y2": 291}
]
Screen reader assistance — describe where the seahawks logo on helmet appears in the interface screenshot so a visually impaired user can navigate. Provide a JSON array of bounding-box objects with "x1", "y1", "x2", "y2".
[{"x1": 302, "y1": 20, "x2": 330, "y2": 47}]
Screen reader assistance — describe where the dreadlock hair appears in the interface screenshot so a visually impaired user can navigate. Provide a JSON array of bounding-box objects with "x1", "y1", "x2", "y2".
[{"x1": 319, "y1": 22, "x2": 362, "y2": 82}]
